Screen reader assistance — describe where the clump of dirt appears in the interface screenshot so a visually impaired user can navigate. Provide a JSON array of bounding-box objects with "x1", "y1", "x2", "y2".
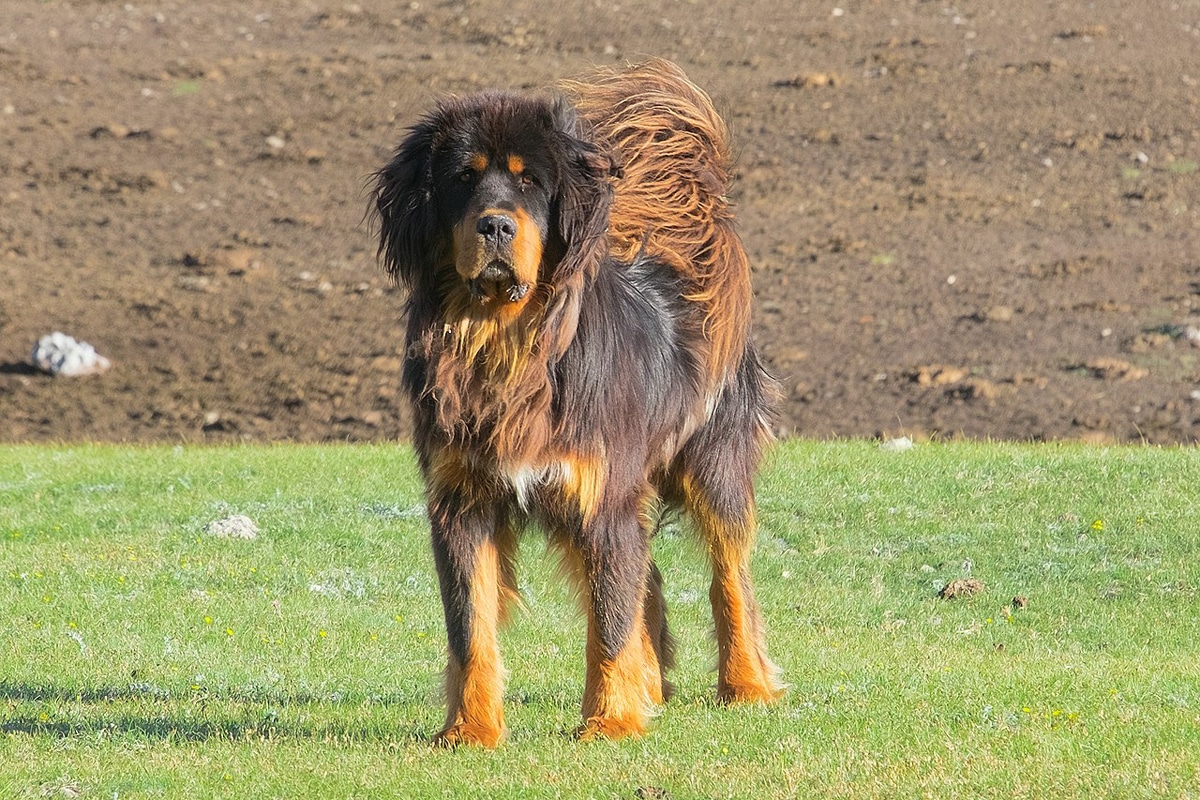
[
  {"x1": 204, "y1": 515, "x2": 260, "y2": 541},
  {"x1": 1077, "y1": 358, "x2": 1150, "y2": 382},
  {"x1": 939, "y1": 578, "x2": 986, "y2": 600}
]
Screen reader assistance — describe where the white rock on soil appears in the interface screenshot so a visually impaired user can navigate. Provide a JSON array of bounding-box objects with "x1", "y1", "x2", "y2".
[{"x1": 31, "y1": 332, "x2": 111, "y2": 376}]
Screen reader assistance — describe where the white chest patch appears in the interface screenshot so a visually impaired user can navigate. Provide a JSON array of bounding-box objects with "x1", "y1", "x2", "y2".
[{"x1": 503, "y1": 460, "x2": 573, "y2": 510}]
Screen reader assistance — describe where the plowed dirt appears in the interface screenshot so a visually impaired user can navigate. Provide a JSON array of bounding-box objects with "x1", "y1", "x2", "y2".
[{"x1": 2, "y1": 1, "x2": 1199, "y2": 444}]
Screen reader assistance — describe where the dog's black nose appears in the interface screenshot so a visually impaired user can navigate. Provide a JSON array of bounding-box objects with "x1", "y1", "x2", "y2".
[{"x1": 477, "y1": 214, "x2": 517, "y2": 244}]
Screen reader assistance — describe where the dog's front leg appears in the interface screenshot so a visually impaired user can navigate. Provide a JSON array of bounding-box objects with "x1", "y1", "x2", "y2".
[
  {"x1": 569, "y1": 497, "x2": 661, "y2": 741},
  {"x1": 428, "y1": 494, "x2": 507, "y2": 747}
]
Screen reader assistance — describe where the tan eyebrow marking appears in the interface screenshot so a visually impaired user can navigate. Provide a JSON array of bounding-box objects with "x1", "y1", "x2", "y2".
[
  {"x1": 470, "y1": 153, "x2": 489, "y2": 172},
  {"x1": 507, "y1": 154, "x2": 525, "y2": 175}
]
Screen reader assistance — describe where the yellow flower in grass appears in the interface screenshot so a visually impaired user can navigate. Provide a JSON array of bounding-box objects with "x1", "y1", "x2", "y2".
[{"x1": 1090, "y1": 518, "x2": 1105, "y2": 532}]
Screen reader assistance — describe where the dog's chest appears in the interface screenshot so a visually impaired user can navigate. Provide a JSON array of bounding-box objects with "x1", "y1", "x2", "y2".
[{"x1": 501, "y1": 460, "x2": 574, "y2": 511}]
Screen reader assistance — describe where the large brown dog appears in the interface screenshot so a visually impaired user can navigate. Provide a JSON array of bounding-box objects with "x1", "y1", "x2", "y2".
[{"x1": 373, "y1": 59, "x2": 782, "y2": 746}]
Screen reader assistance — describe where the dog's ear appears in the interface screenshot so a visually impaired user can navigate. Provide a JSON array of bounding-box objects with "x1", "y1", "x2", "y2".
[
  {"x1": 549, "y1": 98, "x2": 617, "y2": 283},
  {"x1": 373, "y1": 118, "x2": 442, "y2": 292}
]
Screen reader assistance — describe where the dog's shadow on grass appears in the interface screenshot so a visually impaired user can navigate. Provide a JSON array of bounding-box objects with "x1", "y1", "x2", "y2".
[{"x1": 0, "y1": 681, "x2": 431, "y2": 744}]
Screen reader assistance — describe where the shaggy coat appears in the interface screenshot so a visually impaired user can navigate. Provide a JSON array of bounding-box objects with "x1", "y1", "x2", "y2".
[{"x1": 373, "y1": 59, "x2": 782, "y2": 746}]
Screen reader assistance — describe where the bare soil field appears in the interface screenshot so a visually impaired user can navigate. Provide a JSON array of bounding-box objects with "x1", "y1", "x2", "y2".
[{"x1": 2, "y1": 1, "x2": 1199, "y2": 444}]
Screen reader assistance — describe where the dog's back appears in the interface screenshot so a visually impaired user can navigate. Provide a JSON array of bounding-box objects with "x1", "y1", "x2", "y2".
[{"x1": 564, "y1": 60, "x2": 752, "y2": 379}]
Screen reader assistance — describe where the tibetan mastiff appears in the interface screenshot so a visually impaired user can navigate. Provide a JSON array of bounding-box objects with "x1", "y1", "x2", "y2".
[{"x1": 372, "y1": 59, "x2": 782, "y2": 746}]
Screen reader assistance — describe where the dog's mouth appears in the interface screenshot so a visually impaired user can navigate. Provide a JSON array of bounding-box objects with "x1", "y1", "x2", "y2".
[
  {"x1": 467, "y1": 259, "x2": 531, "y2": 304},
  {"x1": 453, "y1": 209, "x2": 540, "y2": 307}
]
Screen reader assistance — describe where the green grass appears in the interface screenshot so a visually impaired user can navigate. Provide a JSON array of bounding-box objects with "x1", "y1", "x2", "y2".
[{"x1": 1, "y1": 441, "x2": 1198, "y2": 798}]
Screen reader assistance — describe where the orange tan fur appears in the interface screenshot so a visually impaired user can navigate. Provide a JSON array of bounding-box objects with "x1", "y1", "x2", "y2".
[
  {"x1": 508, "y1": 207, "x2": 544, "y2": 286},
  {"x1": 561, "y1": 59, "x2": 752, "y2": 379},
  {"x1": 579, "y1": 603, "x2": 660, "y2": 740},
  {"x1": 682, "y1": 475, "x2": 782, "y2": 703},
  {"x1": 554, "y1": 538, "x2": 663, "y2": 740},
  {"x1": 559, "y1": 453, "x2": 605, "y2": 524}
]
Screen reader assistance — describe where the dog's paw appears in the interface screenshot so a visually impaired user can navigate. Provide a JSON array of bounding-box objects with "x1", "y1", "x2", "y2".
[
  {"x1": 432, "y1": 722, "x2": 506, "y2": 748},
  {"x1": 574, "y1": 715, "x2": 647, "y2": 742}
]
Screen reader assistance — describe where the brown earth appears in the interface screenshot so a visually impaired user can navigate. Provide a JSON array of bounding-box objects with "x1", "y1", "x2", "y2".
[{"x1": 2, "y1": 1, "x2": 1199, "y2": 445}]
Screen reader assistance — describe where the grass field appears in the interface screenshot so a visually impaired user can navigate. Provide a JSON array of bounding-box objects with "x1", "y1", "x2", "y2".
[{"x1": 1, "y1": 441, "x2": 1198, "y2": 798}]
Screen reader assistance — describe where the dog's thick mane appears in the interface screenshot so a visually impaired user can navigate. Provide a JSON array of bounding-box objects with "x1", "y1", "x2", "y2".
[
  {"x1": 412, "y1": 277, "x2": 570, "y2": 467},
  {"x1": 562, "y1": 59, "x2": 752, "y2": 379}
]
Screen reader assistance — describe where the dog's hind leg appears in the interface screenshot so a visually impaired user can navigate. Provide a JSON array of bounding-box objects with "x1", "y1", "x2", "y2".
[
  {"x1": 674, "y1": 358, "x2": 784, "y2": 704},
  {"x1": 687, "y1": 479, "x2": 783, "y2": 704}
]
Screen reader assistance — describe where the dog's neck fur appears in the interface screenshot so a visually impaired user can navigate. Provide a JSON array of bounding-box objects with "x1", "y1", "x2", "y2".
[{"x1": 418, "y1": 271, "x2": 585, "y2": 467}]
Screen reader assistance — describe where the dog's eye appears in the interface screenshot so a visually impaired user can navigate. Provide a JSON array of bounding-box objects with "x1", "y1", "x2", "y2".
[
  {"x1": 518, "y1": 173, "x2": 536, "y2": 190},
  {"x1": 458, "y1": 170, "x2": 475, "y2": 183}
]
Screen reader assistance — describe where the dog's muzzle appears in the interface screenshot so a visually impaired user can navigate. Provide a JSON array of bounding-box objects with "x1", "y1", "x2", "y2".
[{"x1": 465, "y1": 213, "x2": 531, "y2": 303}]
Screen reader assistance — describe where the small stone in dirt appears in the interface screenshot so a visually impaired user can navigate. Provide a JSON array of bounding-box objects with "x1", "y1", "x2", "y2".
[
  {"x1": 181, "y1": 251, "x2": 210, "y2": 269},
  {"x1": 176, "y1": 275, "x2": 215, "y2": 293},
  {"x1": 144, "y1": 170, "x2": 171, "y2": 189},
  {"x1": 205, "y1": 514, "x2": 259, "y2": 540},
  {"x1": 979, "y1": 305, "x2": 1014, "y2": 323},
  {"x1": 938, "y1": 577, "x2": 985, "y2": 600},
  {"x1": 1056, "y1": 24, "x2": 1109, "y2": 40},
  {"x1": 213, "y1": 247, "x2": 265, "y2": 276},
  {"x1": 809, "y1": 128, "x2": 837, "y2": 145},
  {"x1": 31, "y1": 332, "x2": 111, "y2": 377}
]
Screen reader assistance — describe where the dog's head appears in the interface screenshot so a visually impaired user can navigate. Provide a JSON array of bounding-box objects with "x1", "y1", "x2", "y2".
[{"x1": 374, "y1": 92, "x2": 617, "y2": 313}]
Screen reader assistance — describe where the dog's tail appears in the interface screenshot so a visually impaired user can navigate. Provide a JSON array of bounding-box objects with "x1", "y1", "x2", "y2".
[{"x1": 561, "y1": 59, "x2": 751, "y2": 378}]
